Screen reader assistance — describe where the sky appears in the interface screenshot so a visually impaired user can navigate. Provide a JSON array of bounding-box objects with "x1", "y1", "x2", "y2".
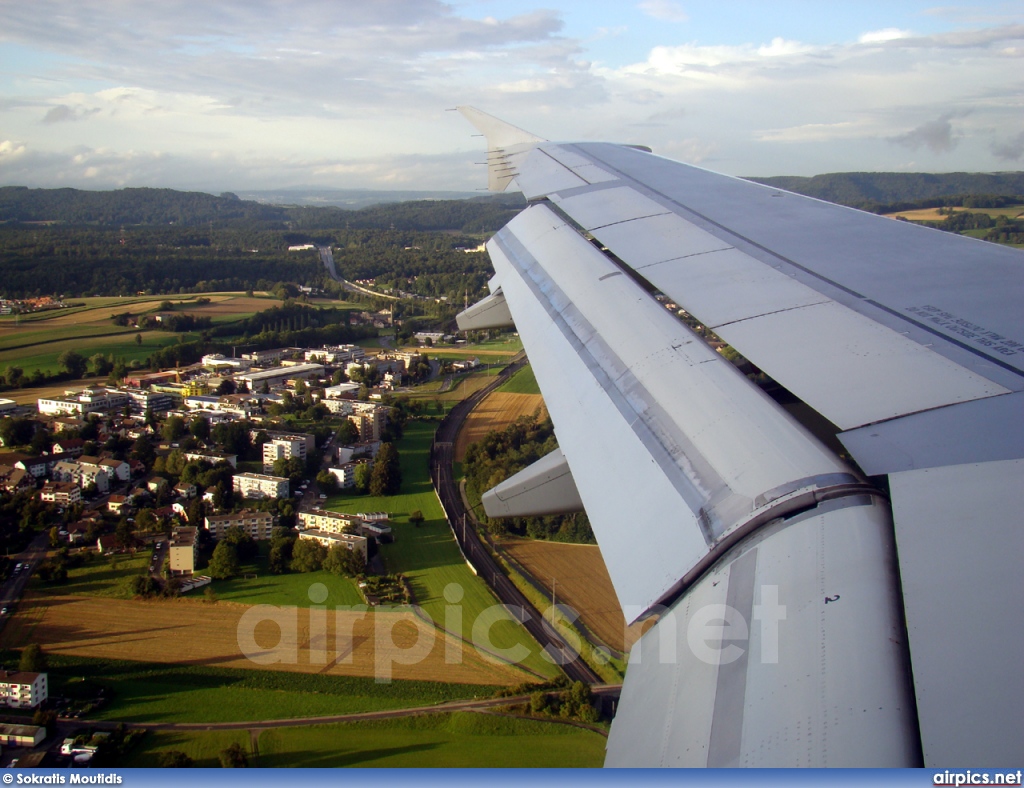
[{"x1": 0, "y1": 0, "x2": 1022, "y2": 193}]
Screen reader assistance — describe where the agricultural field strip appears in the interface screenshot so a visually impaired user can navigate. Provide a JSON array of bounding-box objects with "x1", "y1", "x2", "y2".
[{"x1": 94, "y1": 689, "x2": 619, "y2": 731}]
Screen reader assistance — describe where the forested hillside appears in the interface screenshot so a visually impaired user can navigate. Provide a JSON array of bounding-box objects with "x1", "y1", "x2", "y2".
[
  {"x1": 0, "y1": 185, "x2": 523, "y2": 233},
  {"x1": 748, "y1": 171, "x2": 1024, "y2": 210}
]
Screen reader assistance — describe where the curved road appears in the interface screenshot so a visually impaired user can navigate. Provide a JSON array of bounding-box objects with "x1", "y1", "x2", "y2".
[{"x1": 429, "y1": 356, "x2": 601, "y2": 686}]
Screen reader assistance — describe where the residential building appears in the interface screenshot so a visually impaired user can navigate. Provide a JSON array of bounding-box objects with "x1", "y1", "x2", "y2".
[
  {"x1": 232, "y1": 472, "x2": 289, "y2": 500},
  {"x1": 298, "y1": 509, "x2": 365, "y2": 534},
  {"x1": 51, "y1": 438, "x2": 85, "y2": 457},
  {"x1": 39, "y1": 481, "x2": 81, "y2": 506},
  {"x1": 100, "y1": 458, "x2": 131, "y2": 482},
  {"x1": 262, "y1": 433, "x2": 312, "y2": 471},
  {"x1": 297, "y1": 529, "x2": 368, "y2": 561},
  {"x1": 174, "y1": 482, "x2": 197, "y2": 499},
  {"x1": 0, "y1": 671, "x2": 48, "y2": 710},
  {"x1": 348, "y1": 403, "x2": 388, "y2": 442},
  {"x1": 168, "y1": 526, "x2": 198, "y2": 576},
  {"x1": 204, "y1": 509, "x2": 274, "y2": 540},
  {"x1": 184, "y1": 449, "x2": 238, "y2": 468},
  {"x1": 325, "y1": 461, "x2": 368, "y2": 490},
  {"x1": 0, "y1": 398, "x2": 17, "y2": 415}
]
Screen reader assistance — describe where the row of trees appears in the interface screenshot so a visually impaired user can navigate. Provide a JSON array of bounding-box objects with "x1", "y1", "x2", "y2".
[{"x1": 463, "y1": 413, "x2": 594, "y2": 544}]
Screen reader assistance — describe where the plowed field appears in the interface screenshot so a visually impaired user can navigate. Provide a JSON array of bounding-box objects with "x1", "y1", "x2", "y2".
[
  {"x1": 454, "y1": 392, "x2": 546, "y2": 462},
  {"x1": 1, "y1": 594, "x2": 526, "y2": 685},
  {"x1": 500, "y1": 540, "x2": 646, "y2": 655}
]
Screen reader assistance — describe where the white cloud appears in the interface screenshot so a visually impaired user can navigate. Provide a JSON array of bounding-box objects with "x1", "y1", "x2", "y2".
[
  {"x1": 859, "y1": 28, "x2": 911, "y2": 44},
  {"x1": 638, "y1": 1, "x2": 689, "y2": 24}
]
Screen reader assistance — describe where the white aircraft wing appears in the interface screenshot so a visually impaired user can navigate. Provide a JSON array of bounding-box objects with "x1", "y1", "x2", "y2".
[{"x1": 455, "y1": 108, "x2": 1023, "y2": 767}]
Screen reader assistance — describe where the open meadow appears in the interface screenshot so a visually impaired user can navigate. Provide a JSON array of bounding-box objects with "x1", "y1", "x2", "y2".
[{"x1": 122, "y1": 713, "x2": 606, "y2": 767}]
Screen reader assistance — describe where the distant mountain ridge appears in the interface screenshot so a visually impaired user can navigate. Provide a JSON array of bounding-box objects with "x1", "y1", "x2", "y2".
[
  {"x1": 747, "y1": 172, "x2": 1024, "y2": 208},
  {"x1": 0, "y1": 185, "x2": 524, "y2": 232},
  {"x1": 236, "y1": 187, "x2": 483, "y2": 210}
]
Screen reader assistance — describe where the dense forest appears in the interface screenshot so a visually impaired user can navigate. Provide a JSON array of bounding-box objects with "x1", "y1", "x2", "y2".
[{"x1": 0, "y1": 187, "x2": 521, "y2": 300}]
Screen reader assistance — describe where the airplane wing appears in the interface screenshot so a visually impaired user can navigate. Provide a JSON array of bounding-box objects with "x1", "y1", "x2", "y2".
[{"x1": 455, "y1": 107, "x2": 1023, "y2": 767}]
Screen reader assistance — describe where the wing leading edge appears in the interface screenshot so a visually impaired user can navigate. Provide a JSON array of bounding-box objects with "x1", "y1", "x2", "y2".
[{"x1": 455, "y1": 107, "x2": 1023, "y2": 766}]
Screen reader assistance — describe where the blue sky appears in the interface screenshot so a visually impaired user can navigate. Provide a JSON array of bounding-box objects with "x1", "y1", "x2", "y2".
[{"x1": 0, "y1": 0, "x2": 1021, "y2": 192}]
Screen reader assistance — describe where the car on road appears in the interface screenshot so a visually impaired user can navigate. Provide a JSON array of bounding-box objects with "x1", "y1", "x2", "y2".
[{"x1": 1, "y1": 608, "x2": 8, "y2": 615}]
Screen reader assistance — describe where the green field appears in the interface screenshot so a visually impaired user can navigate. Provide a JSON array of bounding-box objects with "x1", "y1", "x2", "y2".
[
  {"x1": 25, "y1": 551, "x2": 151, "y2": 600},
  {"x1": 497, "y1": 364, "x2": 539, "y2": 395},
  {"x1": 123, "y1": 713, "x2": 606, "y2": 767},
  {"x1": 211, "y1": 544, "x2": 364, "y2": 608},
  {"x1": 0, "y1": 330, "x2": 198, "y2": 374},
  {"x1": 31, "y1": 653, "x2": 502, "y2": 725},
  {"x1": 325, "y1": 420, "x2": 560, "y2": 680}
]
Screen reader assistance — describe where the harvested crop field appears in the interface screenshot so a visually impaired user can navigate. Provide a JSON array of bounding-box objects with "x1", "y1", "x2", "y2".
[
  {"x1": 1, "y1": 594, "x2": 528, "y2": 686},
  {"x1": 500, "y1": 540, "x2": 645, "y2": 655},
  {"x1": 454, "y1": 392, "x2": 546, "y2": 462}
]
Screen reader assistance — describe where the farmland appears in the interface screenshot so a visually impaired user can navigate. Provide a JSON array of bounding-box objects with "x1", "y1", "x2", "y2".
[
  {"x1": 123, "y1": 713, "x2": 606, "y2": 767},
  {"x1": 454, "y1": 392, "x2": 546, "y2": 462},
  {"x1": 885, "y1": 204, "x2": 1024, "y2": 222},
  {"x1": 0, "y1": 291, "x2": 360, "y2": 376},
  {"x1": 1, "y1": 593, "x2": 525, "y2": 688},
  {"x1": 500, "y1": 540, "x2": 644, "y2": 656}
]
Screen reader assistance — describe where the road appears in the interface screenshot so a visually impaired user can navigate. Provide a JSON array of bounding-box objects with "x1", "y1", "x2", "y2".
[
  {"x1": 0, "y1": 532, "x2": 48, "y2": 625},
  {"x1": 429, "y1": 355, "x2": 601, "y2": 686}
]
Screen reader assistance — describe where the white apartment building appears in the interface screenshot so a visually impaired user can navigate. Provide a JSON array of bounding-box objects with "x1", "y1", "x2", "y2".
[
  {"x1": 298, "y1": 509, "x2": 365, "y2": 534},
  {"x1": 205, "y1": 509, "x2": 275, "y2": 540},
  {"x1": 297, "y1": 529, "x2": 368, "y2": 561},
  {"x1": 232, "y1": 472, "x2": 289, "y2": 500},
  {"x1": 168, "y1": 526, "x2": 198, "y2": 576},
  {"x1": 0, "y1": 671, "x2": 48, "y2": 709},
  {"x1": 262, "y1": 433, "x2": 311, "y2": 472}
]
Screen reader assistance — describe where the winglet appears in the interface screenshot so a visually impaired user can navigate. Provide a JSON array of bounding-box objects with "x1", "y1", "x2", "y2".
[{"x1": 456, "y1": 106, "x2": 545, "y2": 191}]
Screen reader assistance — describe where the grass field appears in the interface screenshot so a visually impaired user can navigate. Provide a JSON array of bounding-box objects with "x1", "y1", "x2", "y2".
[
  {"x1": 20, "y1": 551, "x2": 151, "y2": 600},
  {"x1": 324, "y1": 420, "x2": 560, "y2": 680},
  {"x1": 1, "y1": 651, "x2": 504, "y2": 726},
  {"x1": 497, "y1": 364, "x2": 539, "y2": 395},
  {"x1": 123, "y1": 713, "x2": 606, "y2": 767}
]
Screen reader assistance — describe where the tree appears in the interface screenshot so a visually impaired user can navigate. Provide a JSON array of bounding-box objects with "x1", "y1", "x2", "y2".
[
  {"x1": 189, "y1": 415, "x2": 210, "y2": 442},
  {"x1": 335, "y1": 419, "x2": 359, "y2": 445},
  {"x1": 219, "y1": 742, "x2": 249, "y2": 768},
  {"x1": 135, "y1": 333, "x2": 143, "y2": 346},
  {"x1": 162, "y1": 415, "x2": 186, "y2": 442},
  {"x1": 58, "y1": 349, "x2": 88, "y2": 379},
  {"x1": 369, "y1": 442, "x2": 402, "y2": 497},
  {"x1": 289, "y1": 538, "x2": 326, "y2": 573},
  {"x1": 158, "y1": 751, "x2": 193, "y2": 768},
  {"x1": 48, "y1": 526, "x2": 61, "y2": 548},
  {"x1": 207, "y1": 540, "x2": 240, "y2": 579},
  {"x1": 322, "y1": 543, "x2": 364, "y2": 577},
  {"x1": 315, "y1": 469, "x2": 338, "y2": 494},
  {"x1": 353, "y1": 463, "x2": 371, "y2": 494},
  {"x1": 203, "y1": 586, "x2": 218, "y2": 604},
  {"x1": 19, "y1": 644, "x2": 47, "y2": 672},
  {"x1": 0, "y1": 417, "x2": 35, "y2": 447},
  {"x1": 216, "y1": 379, "x2": 236, "y2": 396},
  {"x1": 409, "y1": 510, "x2": 424, "y2": 528}
]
